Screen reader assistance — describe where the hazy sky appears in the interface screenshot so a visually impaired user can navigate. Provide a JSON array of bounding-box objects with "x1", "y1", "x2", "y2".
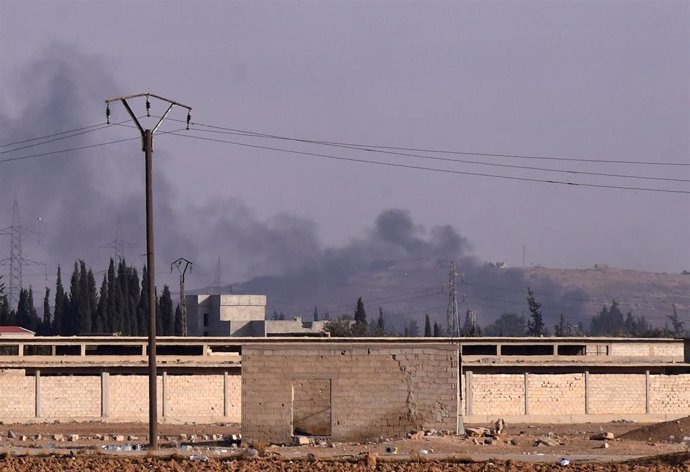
[{"x1": 0, "y1": 0, "x2": 688, "y2": 295}]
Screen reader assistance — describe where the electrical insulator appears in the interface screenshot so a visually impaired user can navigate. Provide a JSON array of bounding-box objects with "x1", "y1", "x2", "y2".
[
  {"x1": 106, "y1": 104, "x2": 110, "y2": 124},
  {"x1": 146, "y1": 95, "x2": 151, "y2": 117},
  {"x1": 186, "y1": 112, "x2": 191, "y2": 130}
]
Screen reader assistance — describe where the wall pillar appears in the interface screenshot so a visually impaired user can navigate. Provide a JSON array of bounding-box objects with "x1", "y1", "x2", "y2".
[
  {"x1": 645, "y1": 370, "x2": 650, "y2": 414},
  {"x1": 101, "y1": 372, "x2": 109, "y2": 418},
  {"x1": 465, "y1": 370, "x2": 473, "y2": 416},
  {"x1": 584, "y1": 370, "x2": 590, "y2": 414},
  {"x1": 162, "y1": 371, "x2": 168, "y2": 417},
  {"x1": 223, "y1": 371, "x2": 229, "y2": 417},
  {"x1": 524, "y1": 372, "x2": 529, "y2": 415},
  {"x1": 35, "y1": 370, "x2": 40, "y2": 418}
]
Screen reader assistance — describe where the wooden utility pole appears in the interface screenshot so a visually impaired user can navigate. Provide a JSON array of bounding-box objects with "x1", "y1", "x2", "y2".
[{"x1": 105, "y1": 93, "x2": 191, "y2": 450}]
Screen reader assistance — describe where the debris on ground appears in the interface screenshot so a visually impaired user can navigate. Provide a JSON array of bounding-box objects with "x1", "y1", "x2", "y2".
[
  {"x1": 590, "y1": 432, "x2": 615, "y2": 440},
  {"x1": 534, "y1": 437, "x2": 560, "y2": 447},
  {"x1": 494, "y1": 418, "x2": 506, "y2": 436}
]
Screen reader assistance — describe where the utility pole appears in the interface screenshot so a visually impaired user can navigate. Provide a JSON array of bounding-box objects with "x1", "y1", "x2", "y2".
[
  {"x1": 445, "y1": 260, "x2": 460, "y2": 337},
  {"x1": 171, "y1": 257, "x2": 192, "y2": 336},
  {"x1": 105, "y1": 93, "x2": 191, "y2": 450}
]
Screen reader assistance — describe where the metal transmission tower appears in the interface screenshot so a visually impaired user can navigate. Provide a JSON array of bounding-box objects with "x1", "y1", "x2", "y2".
[
  {"x1": 99, "y1": 215, "x2": 134, "y2": 261},
  {"x1": 105, "y1": 92, "x2": 192, "y2": 450},
  {"x1": 171, "y1": 258, "x2": 192, "y2": 336},
  {"x1": 445, "y1": 260, "x2": 460, "y2": 337},
  {"x1": 213, "y1": 256, "x2": 222, "y2": 294},
  {"x1": 0, "y1": 199, "x2": 43, "y2": 309}
]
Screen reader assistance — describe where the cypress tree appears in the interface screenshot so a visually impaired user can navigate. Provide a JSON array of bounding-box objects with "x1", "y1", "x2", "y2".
[
  {"x1": 66, "y1": 262, "x2": 80, "y2": 335},
  {"x1": 174, "y1": 304, "x2": 183, "y2": 336},
  {"x1": 16, "y1": 288, "x2": 30, "y2": 330},
  {"x1": 0, "y1": 276, "x2": 7, "y2": 326},
  {"x1": 106, "y1": 259, "x2": 119, "y2": 334},
  {"x1": 159, "y1": 285, "x2": 174, "y2": 336},
  {"x1": 373, "y1": 307, "x2": 385, "y2": 336},
  {"x1": 116, "y1": 259, "x2": 128, "y2": 334},
  {"x1": 42, "y1": 287, "x2": 51, "y2": 335},
  {"x1": 353, "y1": 297, "x2": 367, "y2": 336},
  {"x1": 86, "y1": 268, "x2": 97, "y2": 334},
  {"x1": 95, "y1": 274, "x2": 108, "y2": 334},
  {"x1": 0, "y1": 293, "x2": 9, "y2": 326},
  {"x1": 137, "y1": 265, "x2": 149, "y2": 336},
  {"x1": 53, "y1": 266, "x2": 66, "y2": 335},
  {"x1": 77, "y1": 261, "x2": 92, "y2": 334},
  {"x1": 433, "y1": 322, "x2": 441, "y2": 337},
  {"x1": 27, "y1": 287, "x2": 38, "y2": 332},
  {"x1": 127, "y1": 266, "x2": 140, "y2": 335},
  {"x1": 424, "y1": 314, "x2": 432, "y2": 337},
  {"x1": 525, "y1": 287, "x2": 546, "y2": 336}
]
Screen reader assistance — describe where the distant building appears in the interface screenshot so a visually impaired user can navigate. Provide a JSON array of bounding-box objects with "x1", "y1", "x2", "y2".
[
  {"x1": 0, "y1": 326, "x2": 35, "y2": 337},
  {"x1": 185, "y1": 294, "x2": 328, "y2": 337}
]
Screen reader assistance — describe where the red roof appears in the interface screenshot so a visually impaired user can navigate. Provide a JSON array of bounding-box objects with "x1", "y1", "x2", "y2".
[{"x1": 0, "y1": 326, "x2": 35, "y2": 334}]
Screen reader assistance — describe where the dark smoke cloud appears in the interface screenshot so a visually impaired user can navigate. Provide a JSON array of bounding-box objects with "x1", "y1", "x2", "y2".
[
  {"x1": 0, "y1": 49, "x2": 586, "y2": 330},
  {"x1": 232, "y1": 208, "x2": 588, "y2": 328}
]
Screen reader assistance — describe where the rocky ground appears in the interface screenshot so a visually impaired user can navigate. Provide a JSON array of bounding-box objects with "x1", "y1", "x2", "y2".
[{"x1": 0, "y1": 419, "x2": 688, "y2": 471}]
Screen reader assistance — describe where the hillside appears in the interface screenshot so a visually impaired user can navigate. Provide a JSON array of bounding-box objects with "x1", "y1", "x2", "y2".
[
  {"x1": 227, "y1": 261, "x2": 690, "y2": 332},
  {"x1": 523, "y1": 265, "x2": 690, "y2": 327}
]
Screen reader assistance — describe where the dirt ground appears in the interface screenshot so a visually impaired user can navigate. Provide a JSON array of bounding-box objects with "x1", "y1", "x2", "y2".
[{"x1": 0, "y1": 420, "x2": 688, "y2": 471}]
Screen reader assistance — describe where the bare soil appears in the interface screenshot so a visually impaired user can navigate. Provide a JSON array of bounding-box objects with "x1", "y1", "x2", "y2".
[
  {"x1": 619, "y1": 416, "x2": 690, "y2": 443},
  {"x1": 0, "y1": 421, "x2": 688, "y2": 471},
  {"x1": 0, "y1": 453, "x2": 689, "y2": 472}
]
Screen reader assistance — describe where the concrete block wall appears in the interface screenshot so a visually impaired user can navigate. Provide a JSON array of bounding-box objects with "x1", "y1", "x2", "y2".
[
  {"x1": 470, "y1": 374, "x2": 525, "y2": 416},
  {"x1": 0, "y1": 372, "x2": 240, "y2": 423},
  {"x1": 0, "y1": 376, "x2": 34, "y2": 418},
  {"x1": 649, "y1": 374, "x2": 690, "y2": 414},
  {"x1": 109, "y1": 375, "x2": 163, "y2": 418},
  {"x1": 527, "y1": 373, "x2": 585, "y2": 416},
  {"x1": 588, "y1": 374, "x2": 646, "y2": 414},
  {"x1": 465, "y1": 371, "x2": 690, "y2": 421},
  {"x1": 242, "y1": 343, "x2": 459, "y2": 444},
  {"x1": 166, "y1": 375, "x2": 224, "y2": 418},
  {"x1": 41, "y1": 376, "x2": 101, "y2": 418},
  {"x1": 608, "y1": 342, "x2": 683, "y2": 358}
]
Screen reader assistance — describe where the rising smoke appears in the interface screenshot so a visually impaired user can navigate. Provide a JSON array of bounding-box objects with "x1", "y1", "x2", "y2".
[{"x1": 0, "y1": 49, "x2": 587, "y2": 329}]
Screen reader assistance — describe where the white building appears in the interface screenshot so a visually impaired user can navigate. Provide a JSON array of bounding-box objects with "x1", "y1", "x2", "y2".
[{"x1": 186, "y1": 294, "x2": 328, "y2": 337}]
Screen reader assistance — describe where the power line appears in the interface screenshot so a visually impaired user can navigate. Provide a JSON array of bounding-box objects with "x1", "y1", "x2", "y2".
[
  {"x1": 179, "y1": 118, "x2": 690, "y2": 167},
  {"x1": 0, "y1": 124, "x2": 111, "y2": 155},
  {"x1": 0, "y1": 122, "x2": 105, "y2": 148},
  {"x1": 193, "y1": 130, "x2": 690, "y2": 183},
  {"x1": 166, "y1": 132, "x2": 690, "y2": 195},
  {"x1": 0, "y1": 136, "x2": 139, "y2": 164},
  {"x1": 0, "y1": 128, "x2": 186, "y2": 165},
  {"x1": 184, "y1": 126, "x2": 690, "y2": 184}
]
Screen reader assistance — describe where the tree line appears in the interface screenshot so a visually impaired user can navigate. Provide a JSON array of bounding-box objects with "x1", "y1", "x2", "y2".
[
  {"x1": 0, "y1": 259, "x2": 182, "y2": 336},
  {"x1": 320, "y1": 288, "x2": 687, "y2": 338}
]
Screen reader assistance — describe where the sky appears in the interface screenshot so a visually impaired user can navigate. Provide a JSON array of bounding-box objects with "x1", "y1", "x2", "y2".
[{"x1": 0, "y1": 0, "x2": 688, "y2": 303}]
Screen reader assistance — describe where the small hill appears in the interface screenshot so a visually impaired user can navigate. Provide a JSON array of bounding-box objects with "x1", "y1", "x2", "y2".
[
  {"x1": 524, "y1": 265, "x2": 690, "y2": 325},
  {"x1": 223, "y1": 262, "x2": 690, "y2": 332}
]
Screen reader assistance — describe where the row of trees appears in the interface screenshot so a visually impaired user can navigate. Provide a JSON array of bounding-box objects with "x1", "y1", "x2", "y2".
[
  {"x1": 321, "y1": 288, "x2": 687, "y2": 338},
  {"x1": 0, "y1": 260, "x2": 183, "y2": 336}
]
